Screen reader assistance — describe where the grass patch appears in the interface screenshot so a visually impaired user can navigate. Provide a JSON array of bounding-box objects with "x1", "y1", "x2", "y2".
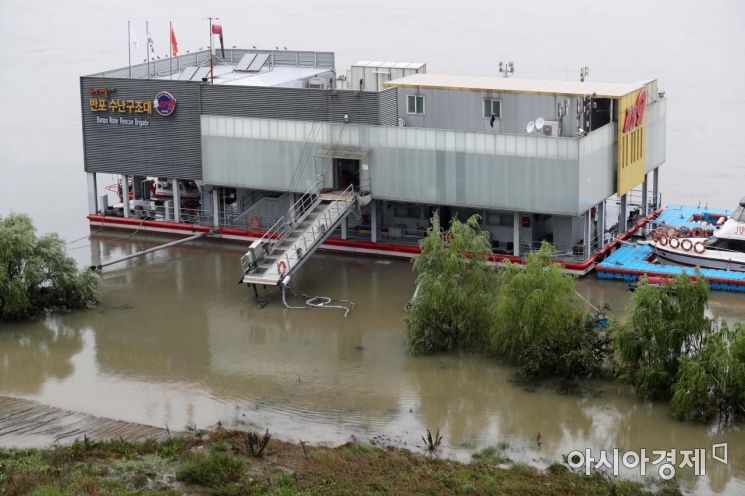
[
  {"x1": 1, "y1": 429, "x2": 679, "y2": 496},
  {"x1": 176, "y1": 452, "x2": 244, "y2": 489}
]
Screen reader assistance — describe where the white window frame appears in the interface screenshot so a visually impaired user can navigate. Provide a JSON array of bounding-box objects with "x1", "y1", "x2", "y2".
[
  {"x1": 407, "y1": 94, "x2": 425, "y2": 115},
  {"x1": 483, "y1": 98, "x2": 501, "y2": 119}
]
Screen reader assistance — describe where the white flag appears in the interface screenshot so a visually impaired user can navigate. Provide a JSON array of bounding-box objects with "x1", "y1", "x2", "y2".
[
  {"x1": 147, "y1": 24, "x2": 154, "y2": 53},
  {"x1": 130, "y1": 24, "x2": 140, "y2": 51}
]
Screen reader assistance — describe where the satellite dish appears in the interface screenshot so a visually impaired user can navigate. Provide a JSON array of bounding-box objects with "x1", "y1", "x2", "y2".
[
  {"x1": 535, "y1": 117, "x2": 545, "y2": 130},
  {"x1": 526, "y1": 121, "x2": 535, "y2": 133}
]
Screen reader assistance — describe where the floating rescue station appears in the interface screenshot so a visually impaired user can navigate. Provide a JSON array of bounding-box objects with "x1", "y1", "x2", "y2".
[{"x1": 81, "y1": 48, "x2": 666, "y2": 279}]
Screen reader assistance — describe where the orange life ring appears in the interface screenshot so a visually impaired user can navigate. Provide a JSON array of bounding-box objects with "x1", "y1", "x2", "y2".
[
  {"x1": 277, "y1": 260, "x2": 288, "y2": 275},
  {"x1": 681, "y1": 239, "x2": 693, "y2": 251},
  {"x1": 694, "y1": 241, "x2": 706, "y2": 254},
  {"x1": 651, "y1": 230, "x2": 660, "y2": 242},
  {"x1": 692, "y1": 227, "x2": 704, "y2": 237},
  {"x1": 659, "y1": 235, "x2": 669, "y2": 246},
  {"x1": 669, "y1": 238, "x2": 680, "y2": 249},
  {"x1": 248, "y1": 215, "x2": 262, "y2": 229}
]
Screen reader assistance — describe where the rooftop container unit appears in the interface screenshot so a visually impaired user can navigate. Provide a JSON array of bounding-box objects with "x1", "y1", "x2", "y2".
[{"x1": 346, "y1": 61, "x2": 426, "y2": 92}]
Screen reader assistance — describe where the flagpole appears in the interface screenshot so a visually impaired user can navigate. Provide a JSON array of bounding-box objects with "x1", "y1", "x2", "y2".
[
  {"x1": 145, "y1": 20, "x2": 150, "y2": 78},
  {"x1": 169, "y1": 21, "x2": 172, "y2": 79},
  {"x1": 209, "y1": 18, "x2": 214, "y2": 84},
  {"x1": 128, "y1": 21, "x2": 132, "y2": 78}
]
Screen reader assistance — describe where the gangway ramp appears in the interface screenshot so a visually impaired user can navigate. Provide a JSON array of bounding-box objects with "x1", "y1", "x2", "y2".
[{"x1": 241, "y1": 184, "x2": 357, "y2": 286}]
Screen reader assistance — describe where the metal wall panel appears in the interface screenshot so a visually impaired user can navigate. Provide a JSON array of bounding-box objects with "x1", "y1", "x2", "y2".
[
  {"x1": 578, "y1": 123, "x2": 616, "y2": 213},
  {"x1": 201, "y1": 116, "x2": 585, "y2": 215},
  {"x1": 396, "y1": 87, "x2": 577, "y2": 136},
  {"x1": 377, "y1": 88, "x2": 399, "y2": 126},
  {"x1": 201, "y1": 85, "x2": 386, "y2": 125},
  {"x1": 645, "y1": 99, "x2": 666, "y2": 173},
  {"x1": 81, "y1": 77, "x2": 202, "y2": 178}
]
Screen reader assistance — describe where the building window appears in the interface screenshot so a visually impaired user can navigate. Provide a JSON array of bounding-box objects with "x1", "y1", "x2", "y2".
[
  {"x1": 394, "y1": 204, "x2": 422, "y2": 218},
  {"x1": 486, "y1": 212, "x2": 513, "y2": 227},
  {"x1": 407, "y1": 95, "x2": 425, "y2": 115},
  {"x1": 483, "y1": 99, "x2": 501, "y2": 118}
]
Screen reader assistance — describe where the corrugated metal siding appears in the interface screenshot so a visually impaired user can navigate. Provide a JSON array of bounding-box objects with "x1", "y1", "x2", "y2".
[
  {"x1": 378, "y1": 88, "x2": 398, "y2": 126},
  {"x1": 81, "y1": 77, "x2": 202, "y2": 178},
  {"x1": 201, "y1": 85, "x2": 382, "y2": 124}
]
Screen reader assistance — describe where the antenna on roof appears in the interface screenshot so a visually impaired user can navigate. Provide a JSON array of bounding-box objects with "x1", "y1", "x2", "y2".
[
  {"x1": 535, "y1": 117, "x2": 545, "y2": 131},
  {"x1": 580, "y1": 66, "x2": 589, "y2": 82},
  {"x1": 499, "y1": 61, "x2": 515, "y2": 78},
  {"x1": 526, "y1": 121, "x2": 535, "y2": 133}
]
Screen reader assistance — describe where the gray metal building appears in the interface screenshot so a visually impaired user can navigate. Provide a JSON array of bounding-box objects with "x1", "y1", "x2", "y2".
[{"x1": 81, "y1": 48, "x2": 666, "y2": 263}]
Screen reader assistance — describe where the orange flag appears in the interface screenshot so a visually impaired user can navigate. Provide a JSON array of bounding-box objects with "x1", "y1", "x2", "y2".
[{"x1": 170, "y1": 25, "x2": 178, "y2": 57}]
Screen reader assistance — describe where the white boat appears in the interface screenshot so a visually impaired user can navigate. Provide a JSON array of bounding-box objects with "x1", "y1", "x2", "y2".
[{"x1": 648, "y1": 197, "x2": 745, "y2": 272}]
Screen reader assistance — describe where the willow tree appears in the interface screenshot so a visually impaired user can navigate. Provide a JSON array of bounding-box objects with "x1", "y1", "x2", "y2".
[
  {"x1": 615, "y1": 273, "x2": 710, "y2": 400},
  {"x1": 488, "y1": 242, "x2": 610, "y2": 379},
  {"x1": 405, "y1": 213, "x2": 496, "y2": 354},
  {"x1": 0, "y1": 214, "x2": 100, "y2": 321},
  {"x1": 672, "y1": 321, "x2": 745, "y2": 423}
]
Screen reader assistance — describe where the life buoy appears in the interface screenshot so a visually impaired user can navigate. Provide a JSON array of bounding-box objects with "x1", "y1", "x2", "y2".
[
  {"x1": 277, "y1": 259, "x2": 288, "y2": 275},
  {"x1": 681, "y1": 239, "x2": 693, "y2": 252},
  {"x1": 659, "y1": 235, "x2": 669, "y2": 246},
  {"x1": 694, "y1": 242, "x2": 706, "y2": 254},
  {"x1": 248, "y1": 215, "x2": 262, "y2": 229},
  {"x1": 692, "y1": 227, "x2": 704, "y2": 237},
  {"x1": 651, "y1": 230, "x2": 660, "y2": 242},
  {"x1": 669, "y1": 238, "x2": 680, "y2": 249}
]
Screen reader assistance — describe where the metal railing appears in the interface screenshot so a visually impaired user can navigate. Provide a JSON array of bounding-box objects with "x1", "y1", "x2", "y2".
[
  {"x1": 275, "y1": 184, "x2": 356, "y2": 276},
  {"x1": 240, "y1": 182, "x2": 323, "y2": 274}
]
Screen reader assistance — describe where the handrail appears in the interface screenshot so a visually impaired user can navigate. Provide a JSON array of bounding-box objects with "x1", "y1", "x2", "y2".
[{"x1": 248, "y1": 181, "x2": 320, "y2": 255}]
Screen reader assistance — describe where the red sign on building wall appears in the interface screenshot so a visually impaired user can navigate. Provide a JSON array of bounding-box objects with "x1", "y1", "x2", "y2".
[{"x1": 622, "y1": 89, "x2": 647, "y2": 133}]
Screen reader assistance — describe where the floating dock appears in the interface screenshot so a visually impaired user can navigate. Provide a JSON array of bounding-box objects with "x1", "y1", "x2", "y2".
[
  {"x1": 596, "y1": 203, "x2": 745, "y2": 293},
  {"x1": 649, "y1": 204, "x2": 730, "y2": 235}
]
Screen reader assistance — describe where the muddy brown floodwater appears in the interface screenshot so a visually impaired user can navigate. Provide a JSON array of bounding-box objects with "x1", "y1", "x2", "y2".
[{"x1": 0, "y1": 233, "x2": 743, "y2": 495}]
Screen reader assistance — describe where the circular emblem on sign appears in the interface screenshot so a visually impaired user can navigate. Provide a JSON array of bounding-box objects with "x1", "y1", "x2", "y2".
[{"x1": 153, "y1": 91, "x2": 176, "y2": 116}]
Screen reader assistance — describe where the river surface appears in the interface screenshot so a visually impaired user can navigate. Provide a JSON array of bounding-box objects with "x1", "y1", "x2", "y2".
[{"x1": 1, "y1": 0, "x2": 745, "y2": 494}]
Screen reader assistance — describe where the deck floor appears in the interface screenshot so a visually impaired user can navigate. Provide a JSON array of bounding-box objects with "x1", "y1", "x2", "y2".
[{"x1": 0, "y1": 396, "x2": 169, "y2": 448}]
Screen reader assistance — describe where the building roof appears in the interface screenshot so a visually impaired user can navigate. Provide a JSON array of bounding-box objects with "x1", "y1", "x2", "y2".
[
  {"x1": 352, "y1": 61, "x2": 426, "y2": 70},
  {"x1": 385, "y1": 73, "x2": 646, "y2": 98}
]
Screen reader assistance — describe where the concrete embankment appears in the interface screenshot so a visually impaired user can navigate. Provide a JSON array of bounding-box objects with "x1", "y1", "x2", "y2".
[{"x1": 0, "y1": 395, "x2": 169, "y2": 448}]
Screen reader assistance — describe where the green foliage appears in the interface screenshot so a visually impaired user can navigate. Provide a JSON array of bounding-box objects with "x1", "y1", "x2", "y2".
[
  {"x1": 176, "y1": 452, "x2": 244, "y2": 489},
  {"x1": 406, "y1": 214, "x2": 496, "y2": 354},
  {"x1": 489, "y1": 243, "x2": 611, "y2": 379},
  {"x1": 671, "y1": 321, "x2": 745, "y2": 422},
  {"x1": 615, "y1": 273, "x2": 711, "y2": 400},
  {"x1": 0, "y1": 213, "x2": 100, "y2": 321}
]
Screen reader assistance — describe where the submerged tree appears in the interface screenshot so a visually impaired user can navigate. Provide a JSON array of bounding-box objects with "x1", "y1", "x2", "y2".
[
  {"x1": 405, "y1": 213, "x2": 496, "y2": 354},
  {"x1": 671, "y1": 321, "x2": 745, "y2": 423},
  {"x1": 615, "y1": 273, "x2": 710, "y2": 400},
  {"x1": 0, "y1": 214, "x2": 100, "y2": 321},
  {"x1": 488, "y1": 242, "x2": 611, "y2": 380}
]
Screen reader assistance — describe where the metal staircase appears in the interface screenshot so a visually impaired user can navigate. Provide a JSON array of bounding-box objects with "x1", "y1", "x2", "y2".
[{"x1": 240, "y1": 183, "x2": 357, "y2": 286}]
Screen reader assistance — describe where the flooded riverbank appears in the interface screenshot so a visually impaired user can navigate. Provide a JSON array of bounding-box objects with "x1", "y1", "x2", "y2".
[{"x1": 1, "y1": 233, "x2": 744, "y2": 494}]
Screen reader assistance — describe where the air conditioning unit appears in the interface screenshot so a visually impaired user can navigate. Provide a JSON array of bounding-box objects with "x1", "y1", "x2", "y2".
[
  {"x1": 398, "y1": 118, "x2": 406, "y2": 127},
  {"x1": 541, "y1": 120, "x2": 561, "y2": 137},
  {"x1": 307, "y1": 77, "x2": 327, "y2": 89}
]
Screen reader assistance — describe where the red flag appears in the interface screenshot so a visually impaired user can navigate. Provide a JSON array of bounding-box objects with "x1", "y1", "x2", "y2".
[
  {"x1": 212, "y1": 24, "x2": 224, "y2": 57},
  {"x1": 170, "y1": 25, "x2": 178, "y2": 57}
]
